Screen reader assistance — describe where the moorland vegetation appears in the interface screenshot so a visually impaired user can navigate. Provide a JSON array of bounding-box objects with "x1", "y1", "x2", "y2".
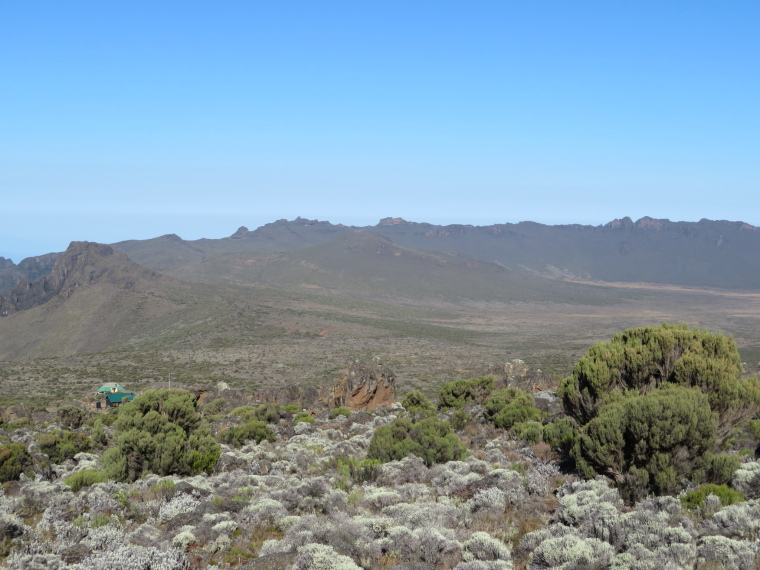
[{"x1": 1, "y1": 324, "x2": 760, "y2": 569}]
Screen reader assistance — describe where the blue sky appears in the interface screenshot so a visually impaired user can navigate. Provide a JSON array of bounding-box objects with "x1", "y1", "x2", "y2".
[{"x1": 2, "y1": 1, "x2": 758, "y2": 262}]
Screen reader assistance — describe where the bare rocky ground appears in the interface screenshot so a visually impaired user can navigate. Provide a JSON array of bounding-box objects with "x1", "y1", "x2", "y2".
[{"x1": 2, "y1": 388, "x2": 760, "y2": 570}]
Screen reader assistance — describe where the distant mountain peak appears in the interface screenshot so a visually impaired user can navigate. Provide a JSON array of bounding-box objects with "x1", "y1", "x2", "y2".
[
  {"x1": 0, "y1": 241, "x2": 157, "y2": 317},
  {"x1": 377, "y1": 217, "x2": 407, "y2": 226},
  {"x1": 230, "y1": 226, "x2": 249, "y2": 239}
]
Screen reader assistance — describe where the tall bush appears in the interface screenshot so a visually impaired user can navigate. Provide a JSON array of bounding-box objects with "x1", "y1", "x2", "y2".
[
  {"x1": 484, "y1": 387, "x2": 543, "y2": 429},
  {"x1": 102, "y1": 389, "x2": 220, "y2": 482},
  {"x1": 572, "y1": 386, "x2": 717, "y2": 501},
  {"x1": 558, "y1": 324, "x2": 759, "y2": 440}
]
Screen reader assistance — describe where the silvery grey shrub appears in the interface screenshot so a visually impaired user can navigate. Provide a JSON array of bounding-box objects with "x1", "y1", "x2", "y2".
[
  {"x1": 67, "y1": 545, "x2": 190, "y2": 570},
  {"x1": 618, "y1": 496, "x2": 695, "y2": 551},
  {"x1": 362, "y1": 488, "x2": 403, "y2": 510},
  {"x1": 258, "y1": 513, "x2": 381, "y2": 565},
  {"x1": 376, "y1": 454, "x2": 429, "y2": 486},
  {"x1": 696, "y1": 535, "x2": 758, "y2": 569},
  {"x1": 483, "y1": 469, "x2": 528, "y2": 506},
  {"x1": 732, "y1": 460, "x2": 760, "y2": 499},
  {"x1": 467, "y1": 487, "x2": 507, "y2": 514},
  {"x1": 414, "y1": 526, "x2": 462, "y2": 565},
  {"x1": 554, "y1": 478, "x2": 623, "y2": 544},
  {"x1": 382, "y1": 499, "x2": 463, "y2": 530},
  {"x1": 461, "y1": 531, "x2": 512, "y2": 562},
  {"x1": 455, "y1": 561, "x2": 513, "y2": 570},
  {"x1": 526, "y1": 460, "x2": 560, "y2": 495},
  {"x1": 380, "y1": 524, "x2": 420, "y2": 561},
  {"x1": 292, "y1": 543, "x2": 362, "y2": 570},
  {"x1": 528, "y1": 534, "x2": 614, "y2": 570},
  {"x1": 4, "y1": 553, "x2": 66, "y2": 570},
  {"x1": 700, "y1": 499, "x2": 760, "y2": 540},
  {"x1": 82, "y1": 524, "x2": 127, "y2": 552},
  {"x1": 519, "y1": 524, "x2": 577, "y2": 554},
  {"x1": 241, "y1": 497, "x2": 288, "y2": 527},
  {"x1": 157, "y1": 492, "x2": 201, "y2": 523}
]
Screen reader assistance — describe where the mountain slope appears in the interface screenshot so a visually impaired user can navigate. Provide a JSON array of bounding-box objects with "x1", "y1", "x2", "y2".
[
  {"x1": 160, "y1": 232, "x2": 620, "y2": 305},
  {"x1": 0, "y1": 242, "x2": 275, "y2": 359}
]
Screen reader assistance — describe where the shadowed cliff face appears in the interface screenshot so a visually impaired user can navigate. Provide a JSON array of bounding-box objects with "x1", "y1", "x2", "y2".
[
  {"x1": 0, "y1": 252, "x2": 60, "y2": 293},
  {"x1": 0, "y1": 242, "x2": 155, "y2": 316}
]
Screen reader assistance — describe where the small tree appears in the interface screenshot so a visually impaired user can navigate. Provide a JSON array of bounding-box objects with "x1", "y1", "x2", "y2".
[
  {"x1": 484, "y1": 388, "x2": 543, "y2": 429},
  {"x1": 102, "y1": 389, "x2": 220, "y2": 482},
  {"x1": 573, "y1": 386, "x2": 717, "y2": 501},
  {"x1": 559, "y1": 324, "x2": 760, "y2": 441}
]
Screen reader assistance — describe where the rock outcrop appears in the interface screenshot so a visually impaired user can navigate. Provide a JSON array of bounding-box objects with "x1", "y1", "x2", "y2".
[{"x1": 325, "y1": 359, "x2": 396, "y2": 411}]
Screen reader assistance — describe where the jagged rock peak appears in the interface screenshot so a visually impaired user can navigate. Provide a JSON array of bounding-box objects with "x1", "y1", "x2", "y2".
[
  {"x1": 0, "y1": 241, "x2": 149, "y2": 317},
  {"x1": 0, "y1": 257, "x2": 14, "y2": 269},
  {"x1": 230, "y1": 226, "x2": 249, "y2": 239},
  {"x1": 606, "y1": 217, "x2": 634, "y2": 229},
  {"x1": 634, "y1": 216, "x2": 666, "y2": 230},
  {"x1": 377, "y1": 217, "x2": 407, "y2": 226}
]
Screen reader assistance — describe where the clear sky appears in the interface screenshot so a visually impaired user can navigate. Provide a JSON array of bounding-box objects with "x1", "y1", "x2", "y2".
[{"x1": 2, "y1": 1, "x2": 758, "y2": 262}]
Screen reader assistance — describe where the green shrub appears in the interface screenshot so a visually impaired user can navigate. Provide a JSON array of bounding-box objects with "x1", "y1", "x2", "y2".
[
  {"x1": 0, "y1": 443, "x2": 32, "y2": 482},
  {"x1": 328, "y1": 407, "x2": 351, "y2": 419},
  {"x1": 57, "y1": 405, "x2": 88, "y2": 429},
  {"x1": 219, "y1": 420, "x2": 276, "y2": 447},
  {"x1": 558, "y1": 324, "x2": 760, "y2": 441},
  {"x1": 335, "y1": 458, "x2": 382, "y2": 488},
  {"x1": 484, "y1": 388, "x2": 543, "y2": 429},
  {"x1": 747, "y1": 420, "x2": 760, "y2": 440},
  {"x1": 367, "y1": 416, "x2": 468, "y2": 466},
  {"x1": 438, "y1": 376, "x2": 494, "y2": 409},
  {"x1": 572, "y1": 386, "x2": 717, "y2": 501},
  {"x1": 513, "y1": 421, "x2": 544, "y2": 444},
  {"x1": 294, "y1": 412, "x2": 315, "y2": 424},
  {"x1": 543, "y1": 417, "x2": 578, "y2": 454},
  {"x1": 98, "y1": 411, "x2": 119, "y2": 426},
  {"x1": 102, "y1": 389, "x2": 220, "y2": 482},
  {"x1": 229, "y1": 404, "x2": 281, "y2": 424},
  {"x1": 37, "y1": 430, "x2": 92, "y2": 464},
  {"x1": 402, "y1": 390, "x2": 433, "y2": 411},
  {"x1": 681, "y1": 484, "x2": 745, "y2": 510},
  {"x1": 6, "y1": 417, "x2": 33, "y2": 429},
  {"x1": 64, "y1": 468, "x2": 108, "y2": 492},
  {"x1": 90, "y1": 419, "x2": 108, "y2": 447},
  {"x1": 203, "y1": 398, "x2": 227, "y2": 416},
  {"x1": 692, "y1": 453, "x2": 742, "y2": 486},
  {"x1": 149, "y1": 479, "x2": 177, "y2": 501}
]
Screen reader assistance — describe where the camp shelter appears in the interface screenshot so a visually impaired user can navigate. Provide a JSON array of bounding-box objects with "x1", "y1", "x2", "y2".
[
  {"x1": 105, "y1": 392, "x2": 136, "y2": 407},
  {"x1": 97, "y1": 384, "x2": 126, "y2": 394}
]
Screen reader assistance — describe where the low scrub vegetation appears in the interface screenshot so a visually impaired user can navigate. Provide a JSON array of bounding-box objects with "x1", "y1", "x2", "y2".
[{"x1": 1, "y1": 324, "x2": 759, "y2": 569}]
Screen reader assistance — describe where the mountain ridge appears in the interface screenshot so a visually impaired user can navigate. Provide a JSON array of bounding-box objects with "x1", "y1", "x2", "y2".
[{"x1": 112, "y1": 216, "x2": 760, "y2": 290}]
